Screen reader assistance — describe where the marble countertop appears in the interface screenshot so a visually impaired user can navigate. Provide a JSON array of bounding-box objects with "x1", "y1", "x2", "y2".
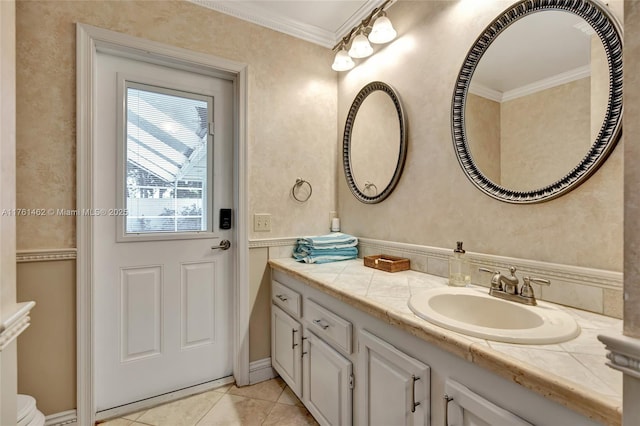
[{"x1": 269, "y1": 258, "x2": 622, "y2": 426}]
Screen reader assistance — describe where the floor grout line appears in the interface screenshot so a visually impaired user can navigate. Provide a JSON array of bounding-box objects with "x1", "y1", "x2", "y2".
[
  {"x1": 260, "y1": 385, "x2": 285, "y2": 425},
  {"x1": 192, "y1": 395, "x2": 219, "y2": 426}
]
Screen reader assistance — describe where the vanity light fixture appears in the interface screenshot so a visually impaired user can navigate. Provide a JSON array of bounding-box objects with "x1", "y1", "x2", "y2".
[
  {"x1": 348, "y1": 31, "x2": 374, "y2": 58},
  {"x1": 331, "y1": 0, "x2": 396, "y2": 71},
  {"x1": 332, "y1": 45, "x2": 355, "y2": 71},
  {"x1": 368, "y1": 12, "x2": 397, "y2": 44}
]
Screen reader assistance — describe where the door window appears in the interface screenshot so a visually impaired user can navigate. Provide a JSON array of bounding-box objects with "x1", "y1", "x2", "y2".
[{"x1": 123, "y1": 82, "x2": 213, "y2": 235}]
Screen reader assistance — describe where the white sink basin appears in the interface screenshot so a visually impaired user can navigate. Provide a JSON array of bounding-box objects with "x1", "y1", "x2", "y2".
[{"x1": 408, "y1": 287, "x2": 580, "y2": 344}]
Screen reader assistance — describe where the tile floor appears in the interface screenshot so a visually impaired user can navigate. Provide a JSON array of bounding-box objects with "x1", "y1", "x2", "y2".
[{"x1": 99, "y1": 378, "x2": 319, "y2": 426}]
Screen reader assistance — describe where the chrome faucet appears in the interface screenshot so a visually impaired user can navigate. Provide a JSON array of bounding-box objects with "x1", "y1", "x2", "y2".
[
  {"x1": 479, "y1": 266, "x2": 550, "y2": 306},
  {"x1": 499, "y1": 266, "x2": 519, "y2": 295}
]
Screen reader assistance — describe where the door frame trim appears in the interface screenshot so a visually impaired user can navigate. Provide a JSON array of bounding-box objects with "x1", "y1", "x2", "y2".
[{"x1": 76, "y1": 23, "x2": 249, "y2": 425}]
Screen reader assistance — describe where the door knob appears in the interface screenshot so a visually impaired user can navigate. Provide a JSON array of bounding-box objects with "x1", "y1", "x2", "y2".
[{"x1": 211, "y1": 240, "x2": 231, "y2": 250}]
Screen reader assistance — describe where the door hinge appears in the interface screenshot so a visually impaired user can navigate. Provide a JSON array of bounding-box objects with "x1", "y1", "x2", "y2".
[
  {"x1": 349, "y1": 374, "x2": 355, "y2": 390},
  {"x1": 209, "y1": 122, "x2": 215, "y2": 135}
]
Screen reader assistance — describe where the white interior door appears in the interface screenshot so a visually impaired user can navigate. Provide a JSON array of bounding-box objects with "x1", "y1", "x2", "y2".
[{"x1": 94, "y1": 51, "x2": 234, "y2": 412}]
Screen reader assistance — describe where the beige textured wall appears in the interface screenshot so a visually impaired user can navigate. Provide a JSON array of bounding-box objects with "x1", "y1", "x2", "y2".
[
  {"x1": 16, "y1": 261, "x2": 76, "y2": 415},
  {"x1": 624, "y1": 2, "x2": 640, "y2": 422},
  {"x1": 624, "y1": 0, "x2": 640, "y2": 337},
  {"x1": 338, "y1": 0, "x2": 623, "y2": 272},
  {"x1": 15, "y1": 0, "x2": 337, "y2": 415},
  {"x1": 249, "y1": 248, "x2": 271, "y2": 362},
  {"x1": 465, "y1": 93, "x2": 501, "y2": 184},
  {"x1": 501, "y1": 78, "x2": 591, "y2": 191},
  {"x1": 16, "y1": 0, "x2": 337, "y2": 246}
]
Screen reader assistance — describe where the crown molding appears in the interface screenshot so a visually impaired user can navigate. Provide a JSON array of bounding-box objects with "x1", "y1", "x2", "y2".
[
  {"x1": 471, "y1": 65, "x2": 591, "y2": 103},
  {"x1": 188, "y1": 0, "x2": 387, "y2": 48},
  {"x1": 333, "y1": 0, "x2": 391, "y2": 43},
  {"x1": 468, "y1": 82, "x2": 502, "y2": 102},
  {"x1": 502, "y1": 65, "x2": 591, "y2": 101}
]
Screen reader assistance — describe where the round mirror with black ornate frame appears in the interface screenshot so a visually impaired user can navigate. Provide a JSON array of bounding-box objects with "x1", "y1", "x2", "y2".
[
  {"x1": 451, "y1": 0, "x2": 622, "y2": 204},
  {"x1": 343, "y1": 81, "x2": 407, "y2": 204}
]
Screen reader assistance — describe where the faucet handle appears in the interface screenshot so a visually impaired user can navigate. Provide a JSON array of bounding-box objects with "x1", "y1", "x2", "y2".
[
  {"x1": 530, "y1": 277, "x2": 551, "y2": 286},
  {"x1": 479, "y1": 268, "x2": 502, "y2": 290},
  {"x1": 520, "y1": 276, "x2": 551, "y2": 303}
]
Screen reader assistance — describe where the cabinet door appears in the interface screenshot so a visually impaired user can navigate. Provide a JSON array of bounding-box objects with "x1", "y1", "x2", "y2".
[
  {"x1": 271, "y1": 304, "x2": 302, "y2": 397},
  {"x1": 358, "y1": 329, "x2": 430, "y2": 426},
  {"x1": 303, "y1": 330, "x2": 352, "y2": 426},
  {"x1": 444, "y1": 380, "x2": 532, "y2": 426}
]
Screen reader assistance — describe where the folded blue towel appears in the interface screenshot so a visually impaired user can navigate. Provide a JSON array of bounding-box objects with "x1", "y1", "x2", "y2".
[
  {"x1": 295, "y1": 254, "x2": 357, "y2": 264},
  {"x1": 294, "y1": 246, "x2": 358, "y2": 257},
  {"x1": 296, "y1": 232, "x2": 357, "y2": 249},
  {"x1": 293, "y1": 232, "x2": 358, "y2": 264},
  {"x1": 293, "y1": 250, "x2": 357, "y2": 264}
]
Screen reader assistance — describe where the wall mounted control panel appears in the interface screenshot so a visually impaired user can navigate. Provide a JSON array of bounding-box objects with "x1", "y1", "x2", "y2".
[{"x1": 220, "y1": 208, "x2": 232, "y2": 230}]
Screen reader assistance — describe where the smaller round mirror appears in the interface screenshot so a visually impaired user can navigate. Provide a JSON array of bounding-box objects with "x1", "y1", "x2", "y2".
[{"x1": 343, "y1": 81, "x2": 407, "y2": 204}]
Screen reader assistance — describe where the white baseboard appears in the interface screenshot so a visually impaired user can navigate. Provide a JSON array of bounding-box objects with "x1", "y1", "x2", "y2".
[
  {"x1": 45, "y1": 410, "x2": 77, "y2": 426},
  {"x1": 249, "y1": 357, "x2": 276, "y2": 384}
]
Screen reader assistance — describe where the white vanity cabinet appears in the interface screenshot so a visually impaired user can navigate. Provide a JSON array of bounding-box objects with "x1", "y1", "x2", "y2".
[{"x1": 271, "y1": 279, "x2": 354, "y2": 425}]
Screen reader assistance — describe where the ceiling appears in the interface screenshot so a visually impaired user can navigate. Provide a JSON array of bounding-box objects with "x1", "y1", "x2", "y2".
[{"x1": 189, "y1": 0, "x2": 388, "y2": 48}]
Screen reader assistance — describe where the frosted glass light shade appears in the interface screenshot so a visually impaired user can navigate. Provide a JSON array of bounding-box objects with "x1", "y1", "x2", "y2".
[
  {"x1": 332, "y1": 49, "x2": 355, "y2": 71},
  {"x1": 368, "y1": 15, "x2": 397, "y2": 44},
  {"x1": 348, "y1": 33, "x2": 373, "y2": 58}
]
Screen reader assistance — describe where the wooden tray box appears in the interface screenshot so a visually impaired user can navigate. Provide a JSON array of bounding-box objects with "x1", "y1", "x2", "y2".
[{"x1": 364, "y1": 254, "x2": 410, "y2": 273}]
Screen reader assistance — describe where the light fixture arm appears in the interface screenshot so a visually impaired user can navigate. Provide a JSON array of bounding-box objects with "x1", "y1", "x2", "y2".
[{"x1": 331, "y1": 0, "x2": 394, "y2": 51}]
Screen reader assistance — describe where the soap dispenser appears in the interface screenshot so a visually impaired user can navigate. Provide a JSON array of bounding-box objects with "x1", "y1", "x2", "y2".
[{"x1": 449, "y1": 241, "x2": 471, "y2": 287}]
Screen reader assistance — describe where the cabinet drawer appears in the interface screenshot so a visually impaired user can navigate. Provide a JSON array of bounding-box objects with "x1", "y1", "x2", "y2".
[
  {"x1": 304, "y1": 299, "x2": 352, "y2": 354},
  {"x1": 272, "y1": 280, "x2": 301, "y2": 318}
]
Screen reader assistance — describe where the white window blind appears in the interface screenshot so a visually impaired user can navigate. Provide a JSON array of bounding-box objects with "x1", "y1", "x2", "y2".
[{"x1": 125, "y1": 82, "x2": 212, "y2": 234}]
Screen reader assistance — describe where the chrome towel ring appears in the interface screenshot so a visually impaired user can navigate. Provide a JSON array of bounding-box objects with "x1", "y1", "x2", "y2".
[
  {"x1": 363, "y1": 181, "x2": 378, "y2": 195},
  {"x1": 292, "y1": 178, "x2": 312, "y2": 202}
]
